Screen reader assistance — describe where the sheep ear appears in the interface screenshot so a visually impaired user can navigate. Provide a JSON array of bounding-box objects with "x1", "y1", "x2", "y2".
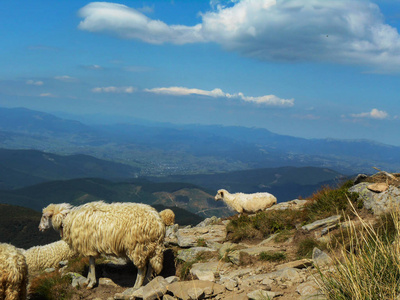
[
  {"x1": 43, "y1": 211, "x2": 53, "y2": 217},
  {"x1": 220, "y1": 191, "x2": 224, "y2": 197}
]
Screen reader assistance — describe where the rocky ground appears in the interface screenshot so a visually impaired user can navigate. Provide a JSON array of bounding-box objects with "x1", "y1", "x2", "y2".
[{"x1": 28, "y1": 171, "x2": 400, "y2": 300}]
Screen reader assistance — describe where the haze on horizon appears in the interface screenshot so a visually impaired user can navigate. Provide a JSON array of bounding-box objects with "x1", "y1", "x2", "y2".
[{"x1": 1, "y1": 0, "x2": 400, "y2": 145}]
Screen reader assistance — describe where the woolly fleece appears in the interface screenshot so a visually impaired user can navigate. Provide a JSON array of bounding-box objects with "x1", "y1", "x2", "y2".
[
  {"x1": 24, "y1": 240, "x2": 76, "y2": 273},
  {"x1": 40, "y1": 201, "x2": 166, "y2": 278},
  {"x1": 215, "y1": 189, "x2": 277, "y2": 213},
  {"x1": 0, "y1": 243, "x2": 28, "y2": 300}
]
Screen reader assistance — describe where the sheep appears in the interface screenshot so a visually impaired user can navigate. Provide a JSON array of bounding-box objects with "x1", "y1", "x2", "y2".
[
  {"x1": 23, "y1": 240, "x2": 77, "y2": 273},
  {"x1": 0, "y1": 243, "x2": 28, "y2": 300},
  {"x1": 38, "y1": 201, "x2": 165, "y2": 290},
  {"x1": 215, "y1": 189, "x2": 277, "y2": 214},
  {"x1": 159, "y1": 209, "x2": 175, "y2": 226}
]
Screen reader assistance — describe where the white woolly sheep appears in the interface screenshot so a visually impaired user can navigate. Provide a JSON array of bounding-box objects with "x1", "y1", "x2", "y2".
[
  {"x1": 159, "y1": 209, "x2": 175, "y2": 226},
  {"x1": 0, "y1": 243, "x2": 28, "y2": 300},
  {"x1": 215, "y1": 189, "x2": 277, "y2": 214},
  {"x1": 38, "y1": 201, "x2": 165, "y2": 290},
  {"x1": 23, "y1": 240, "x2": 77, "y2": 273}
]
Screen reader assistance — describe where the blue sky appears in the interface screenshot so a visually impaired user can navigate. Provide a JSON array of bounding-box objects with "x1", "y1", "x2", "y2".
[{"x1": 1, "y1": 0, "x2": 400, "y2": 145}]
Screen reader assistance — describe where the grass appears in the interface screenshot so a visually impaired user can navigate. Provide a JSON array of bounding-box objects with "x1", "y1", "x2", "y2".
[
  {"x1": 295, "y1": 237, "x2": 326, "y2": 259},
  {"x1": 226, "y1": 180, "x2": 360, "y2": 244},
  {"x1": 259, "y1": 251, "x2": 286, "y2": 262},
  {"x1": 318, "y1": 201, "x2": 400, "y2": 299},
  {"x1": 29, "y1": 273, "x2": 73, "y2": 300}
]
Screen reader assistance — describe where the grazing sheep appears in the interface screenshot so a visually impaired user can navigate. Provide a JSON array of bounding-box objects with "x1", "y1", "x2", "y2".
[
  {"x1": 38, "y1": 201, "x2": 165, "y2": 289},
  {"x1": 23, "y1": 240, "x2": 77, "y2": 273},
  {"x1": 0, "y1": 243, "x2": 28, "y2": 300},
  {"x1": 215, "y1": 189, "x2": 277, "y2": 214},
  {"x1": 159, "y1": 209, "x2": 175, "y2": 226}
]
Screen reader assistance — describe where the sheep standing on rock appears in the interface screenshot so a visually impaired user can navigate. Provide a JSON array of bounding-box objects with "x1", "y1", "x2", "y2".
[
  {"x1": 38, "y1": 201, "x2": 166, "y2": 289},
  {"x1": 0, "y1": 243, "x2": 28, "y2": 300},
  {"x1": 24, "y1": 240, "x2": 77, "y2": 273},
  {"x1": 215, "y1": 189, "x2": 277, "y2": 214}
]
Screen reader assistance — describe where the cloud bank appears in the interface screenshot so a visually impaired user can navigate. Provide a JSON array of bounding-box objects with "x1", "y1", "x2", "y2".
[
  {"x1": 351, "y1": 108, "x2": 388, "y2": 119},
  {"x1": 78, "y1": 0, "x2": 400, "y2": 72},
  {"x1": 145, "y1": 86, "x2": 294, "y2": 107}
]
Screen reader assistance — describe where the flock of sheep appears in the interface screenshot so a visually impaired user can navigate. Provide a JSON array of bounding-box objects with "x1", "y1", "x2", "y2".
[{"x1": 0, "y1": 189, "x2": 276, "y2": 300}]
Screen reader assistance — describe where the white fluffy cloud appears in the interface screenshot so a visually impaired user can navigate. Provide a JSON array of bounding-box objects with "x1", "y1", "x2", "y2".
[
  {"x1": 92, "y1": 86, "x2": 136, "y2": 93},
  {"x1": 78, "y1": 0, "x2": 400, "y2": 72},
  {"x1": 26, "y1": 80, "x2": 43, "y2": 86},
  {"x1": 145, "y1": 86, "x2": 294, "y2": 107},
  {"x1": 351, "y1": 108, "x2": 388, "y2": 119}
]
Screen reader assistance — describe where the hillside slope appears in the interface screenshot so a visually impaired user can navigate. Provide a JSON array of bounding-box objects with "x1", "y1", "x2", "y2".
[{"x1": 0, "y1": 149, "x2": 140, "y2": 189}]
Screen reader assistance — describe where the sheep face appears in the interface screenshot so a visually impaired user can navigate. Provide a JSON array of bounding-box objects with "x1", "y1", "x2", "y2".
[
  {"x1": 39, "y1": 212, "x2": 52, "y2": 232},
  {"x1": 214, "y1": 189, "x2": 226, "y2": 201},
  {"x1": 39, "y1": 203, "x2": 71, "y2": 232}
]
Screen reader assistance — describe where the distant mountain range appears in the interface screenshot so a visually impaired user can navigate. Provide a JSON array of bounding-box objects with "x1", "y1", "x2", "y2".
[{"x1": 0, "y1": 106, "x2": 398, "y2": 175}]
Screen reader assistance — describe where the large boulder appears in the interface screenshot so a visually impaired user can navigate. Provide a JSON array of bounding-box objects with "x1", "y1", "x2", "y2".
[{"x1": 349, "y1": 182, "x2": 400, "y2": 215}]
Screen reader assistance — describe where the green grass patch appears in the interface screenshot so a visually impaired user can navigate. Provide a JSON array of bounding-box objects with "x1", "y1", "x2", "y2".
[
  {"x1": 29, "y1": 273, "x2": 73, "y2": 300},
  {"x1": 259, "y1": 251, "x2": 286, "y2": 262}
]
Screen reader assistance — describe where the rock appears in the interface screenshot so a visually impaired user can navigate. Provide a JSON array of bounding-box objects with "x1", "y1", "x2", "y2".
[
  {"x1": 223, "y1": 294, "x2": 248, "y2": 300},
  {"x1": 177, "y1": 225, "x2": 226, "y2": 248},
  {"x1": 368, "y1": 182, "x2": 389, "y2": 193},
  {"x1": 219, "y1": 277, "x2": 237, "y2": 291},
  {"x1": 276, "y1": 259, "x2": 313, "y2": 270},
  {"x1": 99, "y1": 278, "x2": 118, "y2": 287},
  {"x1": 302, "y1": 215, "x2": 341, "y2": 231},
  {"x1": 240, "y1": 246, "x2": 276, "y2": 256},
  {"x1": 163, "y1": 295, "x2": 176, "y2": 300},
  {"x1": 165, "y1": 224, "x2": 179, "y2": 245},
  {"x1": 218, "y1": 242, "x2": 239, "y2": 258},
  {"x1": 296, "y1": 280, "x2": 327, "y2": 300},
  {"x1": 349, "y1": 183, "x2": 400, "y2": 215},
  {"x1": 59, "y1": 260, "x2": 68, "y2": 267},
  {"x1": 167, "y1": 280, "x2": 225, "y2": 300},
  {"x1": 44, "y1": 267, "x2": 55, "y2": 273},
  {"x1": 190, "y1": 262, "x2": 230, "y2": 281},
  {"x1": 196, "y1": 216, "x2": 220, "y2": 227},
  {"x1": 247, "y1": 289, "x2": 283, "y2": 299},
  {"x1": 353, "y1": 174, "x2": 368, "y2": 185},
  {"x1": 312, "y1": 248, "x2": 332, "y2": 267},
  {"x1": 257, "y1": 234, "x2": 279, "y2": 246},
  {"x1": 142, "y1": 276, "x2": 169, "y2": 300},
  {"x1": 264, "y1": 267, "x2": 302, "y2": 283},
  {"x1": 320, "y1": 224, "x2": 338, "y2": 236},
  {"x1": 165, "y1": 276, "x2": 179, "y2": 284},
  {"x1": 227, "y1": 250, "x2": 241, "y2": 265},
  {"x1": 68, "y1": 272, "x2": 87, "y2": 288},
  {"x1": 266, "y1": 199, "x2": 309, "y2": 211},
  {"x1": 114, "y1": 287, "x2": 136, "y2": 300},
  {"x1": 296, "y1": 280, "x2": 320, "y2": 296},
  {"x1": 177, "y1": 247, "x2": 215, "y2": 262},
  {"x1": 187, "y1": 287, "x2": 204, "y2": 299}
]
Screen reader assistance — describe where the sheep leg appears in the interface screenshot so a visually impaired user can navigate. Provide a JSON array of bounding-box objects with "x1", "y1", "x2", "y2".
[
  {"x1": 133, "y1": 265, "x2": 147, "y2": 289},
  {"x1": 84, "y1": 256, "x2": 97, "y2": 289},
  {"x1": 144, "y1": 263, "x2": 154, "y2": 284}
]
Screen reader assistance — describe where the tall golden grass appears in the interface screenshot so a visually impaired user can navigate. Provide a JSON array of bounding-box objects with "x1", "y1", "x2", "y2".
[{"x1": 319, "y1": 200, "x2": 400, "y2": 300}]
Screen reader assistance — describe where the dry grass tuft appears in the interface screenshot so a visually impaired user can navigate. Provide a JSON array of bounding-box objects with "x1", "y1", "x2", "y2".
[{"x1": 319, "y1": 200, "x2": 400, "y2": 300}]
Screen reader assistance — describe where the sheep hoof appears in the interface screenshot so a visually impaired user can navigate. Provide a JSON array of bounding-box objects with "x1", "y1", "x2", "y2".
[{"x1": 83, "y1": 279, "x2": 95, "y2": 289}]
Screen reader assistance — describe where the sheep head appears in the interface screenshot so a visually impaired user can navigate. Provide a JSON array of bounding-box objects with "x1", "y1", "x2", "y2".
[
  {"x1": 39, "y1": 203, "x2": 72, "y2": 233},
  {"x1": 215, "y1": 189, "x2": 228, "y2": 201},
  {"x1": 159, "y1": 209, "x2": 175, "y2": 226}
]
